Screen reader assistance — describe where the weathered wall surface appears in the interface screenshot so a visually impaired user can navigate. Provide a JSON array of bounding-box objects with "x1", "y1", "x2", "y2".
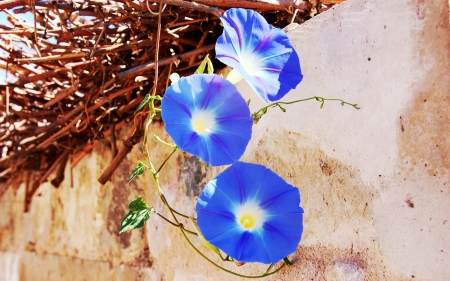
[{"x1": 1, "y1": 0, "x2": 449, "y2": 280}]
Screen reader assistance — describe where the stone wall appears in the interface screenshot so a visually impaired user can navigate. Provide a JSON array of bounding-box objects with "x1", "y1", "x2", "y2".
[{"x1": 1, "y1": 0, "x2": 449, "y2": 280}]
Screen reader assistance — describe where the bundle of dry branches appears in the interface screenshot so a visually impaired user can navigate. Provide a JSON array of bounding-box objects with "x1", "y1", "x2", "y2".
[{"x1": 0, "y1": 0, "x2": 341, "y2": 210}]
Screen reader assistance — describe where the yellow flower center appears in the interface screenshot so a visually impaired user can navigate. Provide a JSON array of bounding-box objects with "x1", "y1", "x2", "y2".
[
  {"x1": 191, "y1": 111, "x2": 216, "y2": 135},
  {"x1": 239, "y1": 213, "x2": 257, "y2": 229},
  {"x1": 192, "y1": 119, "x2": 208, "y2": 134},
  {"x1": 234, "y1": 201, "x2": 266, "y2": 232}
]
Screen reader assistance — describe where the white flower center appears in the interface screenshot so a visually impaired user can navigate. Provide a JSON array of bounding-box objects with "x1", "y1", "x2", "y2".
[
  {"x1": 234, "y1": 201, "x2": 266, "y2": 231},
  {"x1": 240, "y1": 52, "x2": 263, "y2": 75},
  {"x1": 226, "y1": 53, "x2": 263, "y2": 85},
  {"x1": 191, "y1": 111, "x2": 216, "y2": 135},
  {"x1": 241, "y1": 59, "x2": 258, "y2": 75}
]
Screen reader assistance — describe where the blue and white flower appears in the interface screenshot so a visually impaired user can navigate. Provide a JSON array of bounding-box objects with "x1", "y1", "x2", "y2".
[
  {"x1": 216, "y1": 8, "x2": 303, "y2": 103},
  {"x1": 196, "y1": 162, "x2": 304, "y2": 264},
  {"x1": 161, "y1": 74, "x2": 253, "y2": 166}
]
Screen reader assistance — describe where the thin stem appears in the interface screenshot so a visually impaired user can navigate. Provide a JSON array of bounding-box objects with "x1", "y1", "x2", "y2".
[
  {"x1": 154, "y1": 211, "x2": 198, "y2": 235},
  {"x1": 153, "y1": 134, "x2": 176, "y2": 148},
  {"x1": 142, "y1": 97, "x2": 160, "y2": 173},
  {"x1": 170, "y1": 208, "x2": 190, "y2": 218},
  {"x1": 151, "y1": 0, "x2": 164, "y2": 97},
  {"x1": 182, "y1": 229, "x2": 198, "y2": 236},
  {"x1": 153, "y1": 174, "x2": 181, "y2": 225},
  {"x1": 154, "y1": 211, "x2": 181, "y2": 227},
  {"x1": 252, "y1": 96, "x2": 360, "y2": 121},
  {"x1": 157, "y1": 191, "x2": 190, "y2": 219},
  {"x1": 179, "y1": 227, "x2": 286, "y2": 278},
  {"x1": 265, "y1": 264, "x2": 274, "y2": 274},
  {"x1": 158, "y1": 193, "x2": 191, "y2": 222},
  {"x1": 218, "y1": 253, "x2": 234, "y2": 262},
  {"x1": 139, "y1": 0, "x2": 164, "y2": 168},
  {"x1": 156, "y1": 146, "x2": 178, "y2": 174},
  {"x1": 142, "y1": 112, "x2": 156, "y2": 173}
]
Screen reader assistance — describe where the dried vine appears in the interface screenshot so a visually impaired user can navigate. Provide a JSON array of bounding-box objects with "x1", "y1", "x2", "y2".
[{"x1": 0, "y1": 0, "x2": 342, "y2": 211}]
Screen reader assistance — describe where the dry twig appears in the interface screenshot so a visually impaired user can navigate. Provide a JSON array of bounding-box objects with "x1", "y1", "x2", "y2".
[{"x1": 0, "y1": 0, "x2": 342, "y2": 209}]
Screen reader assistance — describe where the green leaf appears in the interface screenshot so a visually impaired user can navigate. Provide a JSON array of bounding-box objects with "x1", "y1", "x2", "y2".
[
  {"x1": 194, "y1": 55, "x2": 213, "y2": 74},
  {"x1": 206, "y1": 57, "x2": 214, "y2": 74},
  {"x1": 135, "y1": 94, "x2": 151, "y2": 114},
  {"x1": 119, "y1": 197, "x2": 153, "y2": 234},
  {"x1": 194, "y1": 56, "x2": 207, "y2": 74},
  {"x1": 129, "y1": 197, "x2": 149, "y2": 212},
  {"x1": 119, "y1": 208, "x2": 153, "y2": 234},
  {"x1": 128, "y1": 161, "x2": 146, "y2": 183}
]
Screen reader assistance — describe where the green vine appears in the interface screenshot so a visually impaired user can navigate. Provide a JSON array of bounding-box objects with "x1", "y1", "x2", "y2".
[{"x1": 252, "y1": 96, "x2": 360, "y2": 122}]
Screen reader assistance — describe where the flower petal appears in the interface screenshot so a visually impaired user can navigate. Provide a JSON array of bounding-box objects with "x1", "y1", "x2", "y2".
[
  {"x1": 196, "y1": 162, "x2": 303, "y2": 264},
  {"x1": 162, "y1": 74, "x2": 253, "y2": 166},
  {"x1": 259, "y1": 218, "x2": 303, "y2": 262},
  {"x1": 216, "y1": 8, "x2": 303, "y2": 103}
]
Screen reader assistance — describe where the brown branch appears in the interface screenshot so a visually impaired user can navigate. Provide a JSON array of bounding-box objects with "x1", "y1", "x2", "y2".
[
  {"x1": 58, "y1": 28, "x2": 120, "y2": 41},
  {"x1": 9, "y1": 107, "x2": 56, "y2": 118},
  {"x1": 117, "y1": 96, "x2": 144, "y2": 117},
  {"x1": 190, "y1": 31, "x2": 209, "y2": 66},
  {"x1": 146, "y1": 0, "x2": 224, "y2": 17},
  {"x1": 98, "y1": 108, "x2": 148, "y2": 185},
  {"x1": 34, "y1": 103, "x2": 85, "y2": 135},
  {"x1": 65, "y1": 60, "x2": 98, "y2": 69},
  {"x1": 43, "y1": 86, "x2": 76, "y2": 109},
  {"x1": 70, "y1": 121, "x2": 125, "y2": 169},
  {"x1": 22, "y1": 171, "x2": 31, "y2": 210},
  {"x1": 35, "y1": 0, "x2": 73, "y2": 10},
  {"x1": 91, "y1": 39, "x2": 155, "y2": 56},
  {"x1": 0, "y1": 24, "x2": 14, "y2": 31},
  {"x1": 118, "y1": 44, "x2": 215, "y2": 80},
  {"x1": 166, "y1": 17, "x2": 213, "y2": 28},
  {"x1": 33, "y1": 78, "x2": 111, "y2": 135},
  {"x1": 193, "y1": 0, "x2": 310, "y2": 10},
  {"x1": 86, "y1": 83, "x2": 145, "y2": 113},
  {"x1": 36, "y1": 112, "x2": 83, "y2": 149},
  {"x1": 160, "y1": 32, "x2": 200, "y2": 47},
  {"x1": 0, "y1": 0, "x2": 28, "y2": 10},
  {"x1": 16, "y1": 53, "x2": 88, "y2": 64},
  {"x1": 4, "y1": 0, "x2": 75, "y2": 11},
  {"x1": 0, "y1": 61, "x2": 33, "y2": 76},
  {"x1": 18, "y1": 68, "x2": 70, "y2": 84},
  {"x1": 35, "y1": 83, "x2": 144, "y2": 149},
  {"x1": 97, "y1": 137, "x2": 140, "y2": 185},
  {"x1": 51, "y1": 148, "x2": 70, "y2": 188}
]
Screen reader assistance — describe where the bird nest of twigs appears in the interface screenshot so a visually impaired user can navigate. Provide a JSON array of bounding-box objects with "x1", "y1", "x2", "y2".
[{"x1": 0, "y1": 0, "x2": 340, "y2": 208}]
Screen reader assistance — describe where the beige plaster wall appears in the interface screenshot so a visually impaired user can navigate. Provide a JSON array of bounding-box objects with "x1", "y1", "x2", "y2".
[{"x1": 0, "y1": 0, "x2": 449, "y2": 280}]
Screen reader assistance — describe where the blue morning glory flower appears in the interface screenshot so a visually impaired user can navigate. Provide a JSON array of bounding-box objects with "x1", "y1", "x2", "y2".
[
  {"x1": 196, "y1": 162, "x2": 304, "y2": 264},
  {"x1": 161, "y1": 74, "x2": 253, "y2": 166},
  {"x1": 216, "y1": 8, "x2": 303, "y2": 103}
]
